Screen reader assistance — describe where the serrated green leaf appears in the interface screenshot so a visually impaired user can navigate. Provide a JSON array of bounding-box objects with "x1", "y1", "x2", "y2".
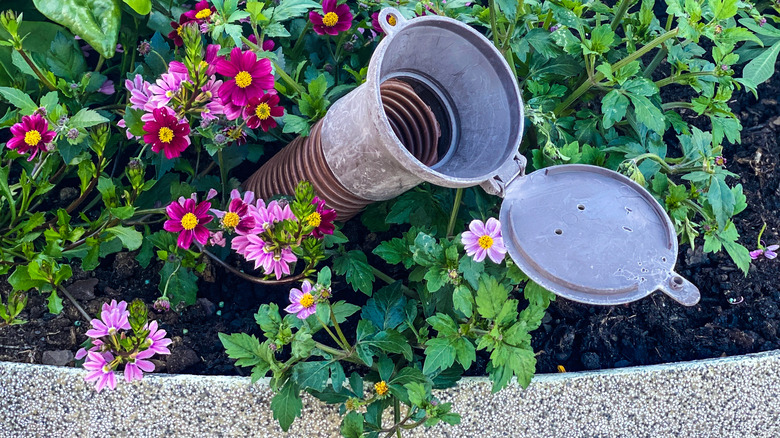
[
  {"x1": 475, "y1": 275, "x2": 509, "y2": 320},
  {"x1": 452, "y1": 285, "x2": 474, "y2": 317},
  {"x1": 423, "y1": 338, "x2": 456, "y2": 375},
  {"x1": 48, "y1": 290, "x2": 64, "y2": 314},
  {"x1": 271, "y1": 379, "x2": 303, "y2": 431},
  {"x1": 46, "y1": 32, "x2": 86, "y2": 80},
  {"x1": 292, "y1": 361, "x2": 330, "y2": 391},
  {"x1": 707, "y1": 177, "x2": 735, "y2": 228},
  {"x1": 332, "y1": 250, "x2": 374, "y2": 296},
  {"x1": 602, "y1": 90, "x2": 629, "y2": 129},
  {"x1": 69, "y1": 109, "x2": 109, "y2": 129},
  {"x1": 340, "y1": 411, "x2": 364, "y2": 438},
  {"x1": 361, "y1": 282, "x2": 406, "y2": 330},
  {"x1": 106, "y1": 226, "x2": 143, "y2": 250},
  {"x1": 365, "y1": 329, "x2": 413, "y2": 361},
  {"x1": 708, "y1": 0, "x2": 737, "y2": 20},
  {"x1": 0, "y1": 86, "x2": 37, "y2": 113},
  {"x1": 33, "y1": 0, "x2": 121, "y2": 58}
]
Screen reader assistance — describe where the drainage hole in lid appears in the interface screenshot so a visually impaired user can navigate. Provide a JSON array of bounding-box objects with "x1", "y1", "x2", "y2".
[
  {"x1": 673, "y1": 276, "x2": 684, "y2": 285},
  {"x1": 661, "y1": 257, "x2": 667, "y2": 262},
  {"x1": 554, "y1": 229, "x2": 563, "y2": 235},
  {"x1": 622, "y1": 226, "x2": 633, "y2": 232},
  {"x1": 577, "y1": 204, "x2": 585, "y2": 211}
]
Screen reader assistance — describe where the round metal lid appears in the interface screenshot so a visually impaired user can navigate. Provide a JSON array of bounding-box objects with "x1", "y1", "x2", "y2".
[{"x1": 499, "y1": 164, "x2": 700, "y2": 306}]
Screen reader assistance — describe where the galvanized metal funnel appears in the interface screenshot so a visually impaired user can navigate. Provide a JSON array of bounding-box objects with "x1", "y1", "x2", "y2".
[{"x1": 243, "y1": 8, "x2": 700, "y2": 306}]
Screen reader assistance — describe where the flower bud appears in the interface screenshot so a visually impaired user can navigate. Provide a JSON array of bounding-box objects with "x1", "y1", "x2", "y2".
[
  {"x1": 153, "y1": 297, "x2": 171, "y2": 313},
  {"x1": 137, "y1": 40, "x2": 151, "y2": 56}
]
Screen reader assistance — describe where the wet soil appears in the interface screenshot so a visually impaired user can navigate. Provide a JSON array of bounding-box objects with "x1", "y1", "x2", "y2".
[{"x1": 2, "y1": 65, "x2": 780, "y2": 378}]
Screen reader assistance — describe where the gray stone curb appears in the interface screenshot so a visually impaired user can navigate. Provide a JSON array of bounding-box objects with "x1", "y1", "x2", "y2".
[{"x1": 1, "y1": 350, "x2": 779, "y2": 437}]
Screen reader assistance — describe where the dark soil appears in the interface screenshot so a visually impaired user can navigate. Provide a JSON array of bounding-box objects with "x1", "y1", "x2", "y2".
[{"x1": 2, "y1": 67, "x2": 780, "y2": 378}]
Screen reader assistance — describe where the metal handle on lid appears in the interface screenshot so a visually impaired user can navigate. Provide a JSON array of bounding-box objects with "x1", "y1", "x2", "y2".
[
  {"x1": 378, "y1": 7, "x2": 406, "y2": 36},
  {"x1": 657, "y1": 271, "x2": 700, "y2": 306}
]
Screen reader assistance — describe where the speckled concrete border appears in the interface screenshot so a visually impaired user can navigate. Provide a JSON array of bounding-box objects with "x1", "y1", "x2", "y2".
[{"x1": 1, "y1": 350, "x2": 779, "y2": 437}]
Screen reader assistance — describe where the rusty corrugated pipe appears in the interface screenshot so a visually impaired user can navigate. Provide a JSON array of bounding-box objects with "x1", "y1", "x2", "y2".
[{"x1": 243, "y1": 79, "x2": 440, "y2": 220}]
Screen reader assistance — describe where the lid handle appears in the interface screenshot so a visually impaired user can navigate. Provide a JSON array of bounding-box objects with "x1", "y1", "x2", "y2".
[
  {"x1": 479, "y1": 152, "x2": 527, "y2": 197},
  {"x1": 658, "y1": 271, "x2": 700, "y2": 306},
  {"x1": 378, "y1": 8, "x2": 406, "y2": 37}
]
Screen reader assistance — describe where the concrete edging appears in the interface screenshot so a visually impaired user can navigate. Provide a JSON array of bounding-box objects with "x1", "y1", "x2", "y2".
[{"x1": 1, "y1": 350, "x2": 779, "y2": 437}]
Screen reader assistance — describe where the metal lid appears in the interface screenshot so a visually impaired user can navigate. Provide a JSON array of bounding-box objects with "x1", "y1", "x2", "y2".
[{"x1": 499, "y1": 164, "x2": 700, "y2": 306}]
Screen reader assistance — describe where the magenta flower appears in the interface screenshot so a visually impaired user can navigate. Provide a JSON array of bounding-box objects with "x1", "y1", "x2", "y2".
[
  {"x1": 310, "y1": 0, "x2": 353, "y2": 35},
  {"x1": 163, "y1": 196, "x2": 213, "y2": 249},
  {"x1": 211, "y1": 189, "x2": 256, "y2": 233},
  {"x1": 6, "y1": 114, "x2": 56, "y2": 161},
  {"x1": 142, "y1": 107, "x2": 191, "y2": 159},
  {"x1": 255, "y1": 200, "x2": 295, "y2": 231},
  {"x1": 243, "y1": 92, "x2": 284, "y2": 131},
  {"x1": 233, "y1": 234, "x2": 297, "y2": 279},
  {"x1": 308, "y1": 197, "x2": 337, "y2": 238},
  {"x1": 168, "y1": 16, "x2": 191, "y2": 47},
  {"x1": 147, "y1": 72, "x2": 184, "y2": 108},
  {"x1": 84, "y1": 351, "x2": 117, "y2": 392},
  {"x1": 183, "y1": 0, "x2": 216, "y2": 22},
  {"x1": 124, "y1": 349, "x2": 156, "y2": 382},
  {"x1": 268, "y1": 248, "x2": 297, "y2": 279},
  {"x1": 215, "y1": 47, "x2": 274, "y2": 106},
  {"x1": 462, "y1": 218, "x2": 507, "y2": 264},
  {"x1": 75, "y1": 338, "x2": 104, "y2": 360},
  {"x1": 284, "y1": 280, "x2": 318, "y2": 319},
  {"x1": 153, "y1": 297, "x2": 171, "y2": 313},
  {"x1": 209, "y1": 231, "x2": 226, "y2": 247},
  {"x1": 85, "y1": 306, "x2": 131, "y2": 338},
  {"x1": 246, "y1": 34, "x2": 275, "y2": 51},
  {"x1": 750, "y1": 245, "x2": 778, "y2": 260}
]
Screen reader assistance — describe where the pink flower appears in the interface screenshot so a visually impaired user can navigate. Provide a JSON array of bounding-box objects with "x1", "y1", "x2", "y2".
[
  {"x1": 246, "y1": 34, "x2": 275, "y2": 51},
  {"x1": 126, "y1": 75, "x2": 152, "y2": 110},
  {"x1": 243, "y1": 92, "x2": 284, "y2": 131},
  {"x1": 6, "y1": 114, "x2": 56, "y2": 161},
  {"x1": 205, "y1": 44, "x2": 221, "y2": 76},
  {"x1": 147, "y1": 72, "x2": 184, "y2": 108},
  {"x1": 124, "y1": 349, "x2": 155, "y2": 382},
  {"x1": 163, "y1": 196, "x2": 213, "y2": 249},
  {"x1": 267, "y1": 248, "x2": 297, "y2": 279},
  {"x1": 98, "y1": 79, "x2": 115, "y2": 95},
  {"x1": 461, "y1": 218, "x2": 507, "y2": 264},
  {"x1": 145, "y1": 320, "x2": 173, "y2": 355},
  {"x1": 232, "y1": 234, "x2": 297, "y2": 279},
  {"x1": 750, "y1": 245, "x2": 779, "y2": 260},
  {"x1": 168, "y1": 16, "x2": 191, "y2": 47},
  {"x1": 211, "y1": 189, "x2": 257, "y2": 233},
  {"x1": 84, "y1": 351, "x2": 117, "y2": 392},
  {"x1": 183, "y1": 0, "x2": 216, "y2": 22},
  {"x1": 75, "y1": 338, "x2": 104, "y2": 360},
  {"x1": 215, "y1": 47, "x2": 274, "y2": 106},
  {"x1": 85, "y1": 306, "x2": 131, "y2": 338},
  {"x1": 284, "y1": 280, "x2": 318, "y2": 319},
  {"x1": 310, "y1": 0, "x2": 353, "y2": 35},
  {"x1": 153, "y1": 297, "x2": 171, "y2": 313},
  {"x1": 308, "y1": 197, "x2": 337, "y2": 238},
  {"x1": 209, "y1": 231, "x2": 226, "y2": 247},
  {"x1": 102, "y1": 299, "x2": 127, "y2": 315},
  {"x1": 142, "y1": 107, "x2": 191, "y2": 159}
]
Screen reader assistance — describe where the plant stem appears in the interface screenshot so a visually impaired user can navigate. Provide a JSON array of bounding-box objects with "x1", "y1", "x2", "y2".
[
  {"x1": 58, "y1": 285, "x2": 92, "y2": 322},
  {"x1": 201, "y1": 249, "x2": 311, "y2": 285},
  {"x1": 661, "y1": 101, "x2": 694, "y2": 111},
  {"x1": 655, "y1": 71, "x2": 716, "y2": 88},
  {"x1": 315, "y1": 312, "x2": 348, "y2": 350},
  {"x1": 487, "y1": 0, "x2": 501, "y2": 49},
  {"x1": 372, "y1": 266, "x2": 396, "y2": 285},
  {"x1": 446, "y1": 188, "x2": 464, "y2": 238},
  {"x1": 217, "y1": 149, "x2": 228, "y2": 206},
  {"x1": 94, "y1": 55, "x2": 105, "y2": 73},
  {"x1": 329, "y1": 304, "x2": 351, "y2": 349},
  {"x1": 16, "y1": 49, "x2": 56, "y2": 91},
  {"x1": 554, "y1": 28, "x2": 679, "y2": 115},
  {"x1": 756, "y1": 222, "x2": 767, "y2": 248},
  {"x1": 272, "y1": 60, "x2": 306, "y2": 97},
  {"x1": 611, "y1": 0, "x2": 632, "y2": 32}
]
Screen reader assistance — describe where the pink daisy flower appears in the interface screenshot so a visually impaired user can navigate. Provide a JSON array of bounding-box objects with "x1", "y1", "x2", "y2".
[
  {"x1": 310, "y1": 0, "x2": 353, "y2": 35},
  {"x1": 147, "y1": 72, "x2": 184, "y2": 108},
  {"x1": 307, "y1": 197, "x2": 337, "y2": 238},
  {"x1": 183, "y1": 0, "x2": 216, "y2": 22},
  {"x1": 85, "y1": 306, "x2": 131, "y2": 338},
  {"x1": 461, "y1": 218, "x2": 507, "y2": 264},
  {"x1": 142, "y1": 107, "x2": 191, "y2": 159},
  {"x1": 244, "y1": 92, "x2": 284, "y2": 131},
  {"x1": 246, "y1": 34, "x2": 275, "y2": 51},
  {"x1": 284, "y1": 280, "x2": 318, "y2": 319},
  {"x1": 145, "y1": 320, "x2": 173, "y2": 355},
  {"x1": 84, "y1": 351, "x2": 117, "y2": 392},
  {"x1": 163, "y1": 196, "x2": 213, "y2": 249},
  {"x1": 215, "y1": 47, "x2": 274, "y2": 106},
  {"x1": 6, "y1": 114, "x2": 56, "y2": 161},
  {"x1": 123, "y1": 349, "x2": 156, "y2": 382},
  {"x1": 126, "y1": 75, "x2": 152, "y2": 110},
  {"x1": 211, "y1": 189, "x2": 256, "y2": 233}
]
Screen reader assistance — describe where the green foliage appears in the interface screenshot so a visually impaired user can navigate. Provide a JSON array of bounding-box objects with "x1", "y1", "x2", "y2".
[{"x1": 32, "y1": 0, "x2": 121, "y2": 58}]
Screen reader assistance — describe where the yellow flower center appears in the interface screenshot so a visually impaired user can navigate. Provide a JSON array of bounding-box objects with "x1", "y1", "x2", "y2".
[
  {"x1": 158, "y1": 127, "x2": 174, "y2": 144},
  {"x1": 255, "y1": 103, "x2": 271, "y2": 120},
  {"x1": 222, "y1": 212, "x2": 240, "y2": 229},
  {"x1": 102, "y1": 364, "x2": 111, "y2": 373},
  {"x1": 388, "y1": 15, "x2": 397, "y2": 26},
  {"x1": 478, "y1": 235, "x2": 494, "y2": 250},
  {"x1": 195, "y1": 8, "x2": 212, "y2": 19},
  {"x1": 306, "y1": 211, "x2": 322, "y2": 227},
  {"x1": 227, "y1": 127, "x2": 243, "y2": 140},
  {"x1": 235, "y1": 71, "x2": 252, "y2": 88},
  {"x1": 24, "y1": 130, "x2": 41, "y2": 146},
  {"x1": 323, "y1": 12, "x2": 339, "y2": 27},
  {"x1": 180, "y1": 212, "x2": 199, "y2": 230},
  {"x1": 176, "y1": 25, "x2": 183, "y2": 35},
  {"x1": 374, "y1": 381, "x2": 389, "y2": 396},
  {"x1": 300, "y1": 292, "x2": 315, "y2": 308}
]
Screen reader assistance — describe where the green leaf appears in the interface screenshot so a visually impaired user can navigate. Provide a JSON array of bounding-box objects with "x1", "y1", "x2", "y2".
[
  {"x1": 0, "y1": 86, "x2": 37, "y2": 114},
  {"x1": 271, "y1": 379, "x2": 303, "y2": 431},
  {"x1": 707, "y1": 178, "x2": 735, "y2": 229},
  {"x1": 601, "y1": 90, "x2": 629, "y2": 129},
  {"x1": 332, "y1": 250, "x2": 375, "y2": 296},
  {"x1": 282, "y1": 114, "x2": 310, "y2": 135},
  {"x1": 457, "y1": 255, "x2": 484, "y2": 289},
  {"x1": 523, "y1": 281, "x2": 555, "y2": 308},
  {"x1": 340, "y1": 411, "x2": 364, "y2": 438},
  {"x1": 628, "y1": 94, "x2": 665, "y2": 134},
  {"x1": 33, "y1": 0, "x2": 122, "y2": 58},
  {"x1": 7, "y1": 266, "x2": 47, "y2": 291},
  {"x1": 495, "y1": 0, "x2": 518, "y2": 20},
  {"x1": 423, "y1": 337, "x2": 456, "y2": 375},
  {"x1": 69, "y1": 109, "x2": 109, "y2": 129},
  {"x1": 331, "y1": 301, "x2": 360, "y2": 323},
  {"x1": 268, "y1": 0, "x2": 320, "y2": 22},
  {"x1": 361, "y1": 282, "x2": 406, "y2": 330},
  {"x1": 373, "y1": 237, "x2": 413, "y2": 268},
  {"x1": 292, "y1": 361, "x2": 330, "y2": 391},
  {"x1": 158, "y1": 262, "x2": 198, "y2": 307},
  {"x1": 742, "y1": 41, "x2": 780, "y2": 86},
  {"x1": 46, "y1": 31, "x2": 86, "y2": 80},
  {"x1": 475, "y1": 275, "x2": 509, "y2": 320},
  {"x1": 708, "y1": 0, "x2": 737, "y2": 20},
  {"x1": 453, "y1": 337, "x2": 476, "y2": 370},
  {"x1": 452, "y1": 285, "x2": 474, "y2": 317},
  {"x1": 365, "y1": 330, "x2": 413, "y2": 361},
  {"x1": 48, "y1": 290, "x2": 64, "y2": 314},
  {"x1": 105, "y1": 226, "x2": 143, "y2": 250},
  {"x1": 123, "y1": 0, "x2": 151, "y2": 15}
]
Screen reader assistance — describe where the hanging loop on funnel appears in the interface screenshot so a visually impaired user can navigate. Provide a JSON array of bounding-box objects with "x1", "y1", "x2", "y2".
[{"x1": 379, "y1": 7, "x2": 406, "y2": 36}]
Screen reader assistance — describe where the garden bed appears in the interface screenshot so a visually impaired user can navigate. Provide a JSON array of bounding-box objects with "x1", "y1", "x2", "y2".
[{"x1": 2, "y1": 64, "x2": 780, "y2": 376}]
